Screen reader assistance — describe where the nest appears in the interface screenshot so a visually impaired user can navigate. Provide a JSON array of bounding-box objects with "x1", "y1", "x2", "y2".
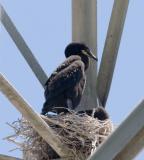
[{"x1": 5, "y1": 112, "x2": 113, "y2": 160}]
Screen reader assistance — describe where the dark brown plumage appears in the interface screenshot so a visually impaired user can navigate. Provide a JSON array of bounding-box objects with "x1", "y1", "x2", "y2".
[
  {"x1": 78, "y1": 107, "x2": 109, "y2": 120},
  {"x1": 41, "y1": 43, "x2": 97, "y2": 115}
]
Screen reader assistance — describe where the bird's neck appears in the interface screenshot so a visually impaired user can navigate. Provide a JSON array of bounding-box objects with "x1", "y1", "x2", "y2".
[{"x1": 80, "y1": 55, "x2": 89, "y2": 70}]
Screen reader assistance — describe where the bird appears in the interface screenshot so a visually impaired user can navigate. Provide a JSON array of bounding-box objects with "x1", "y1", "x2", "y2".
[
  {"x1": 78, "y1": 107, "x2": 109, "y2": 120},
  {"x1": 41, "y1": 42, "x2": 98, "y2": 115}
]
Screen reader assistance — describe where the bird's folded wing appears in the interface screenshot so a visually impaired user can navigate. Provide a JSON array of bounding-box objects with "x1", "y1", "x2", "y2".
[
  {"x1": 45, "y1": 60, "x2": 85, "y2": 99},
  {"x1": 45, "y1": 55, "x2": 81, "y2": 85}
]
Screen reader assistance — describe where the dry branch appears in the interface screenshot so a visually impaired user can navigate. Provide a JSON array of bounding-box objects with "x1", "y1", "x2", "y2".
[{"x1": 0, "y1": 74, "x2": 73, "y2": 158}]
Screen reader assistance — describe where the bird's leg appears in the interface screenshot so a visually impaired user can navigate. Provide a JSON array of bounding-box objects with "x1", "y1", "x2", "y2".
[
  {"x1": 66, "y1": 98, "x2": 73, "y2": 110},
  {"x1": 91, "y1": 108, "x2": 96, "y2": 118}
]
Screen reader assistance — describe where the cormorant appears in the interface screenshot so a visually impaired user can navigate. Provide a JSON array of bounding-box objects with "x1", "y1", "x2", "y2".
[
  {"x1": 78, "y1": 107, "x2": 109, "y2": 120},
  {"x1": 41, "y1": 43, "x2": 98, "y2": 115}
]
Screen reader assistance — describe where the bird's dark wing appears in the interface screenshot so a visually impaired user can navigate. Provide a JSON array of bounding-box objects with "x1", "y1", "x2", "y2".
[
  {"x1": 45, "y1": 59, "x2": 85, "y2": 99},
  {"x1": 45, "y1": 55, "x2": 81, "y2": 85}
]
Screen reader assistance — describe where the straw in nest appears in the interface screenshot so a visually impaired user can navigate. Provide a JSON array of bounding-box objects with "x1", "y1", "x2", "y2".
[{"x1": 5, "y1": 112, "x2": 113, "y2": 160}]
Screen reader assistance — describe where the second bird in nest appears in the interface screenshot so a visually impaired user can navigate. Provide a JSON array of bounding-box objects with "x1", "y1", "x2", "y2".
[{"x1": 41, "y1": 43, "x2": 97, "y2": 115}]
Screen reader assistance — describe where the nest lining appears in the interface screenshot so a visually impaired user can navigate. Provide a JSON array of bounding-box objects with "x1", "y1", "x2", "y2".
[{"x1": 5, "y1": 112, "x2": 113, "y2": 160}]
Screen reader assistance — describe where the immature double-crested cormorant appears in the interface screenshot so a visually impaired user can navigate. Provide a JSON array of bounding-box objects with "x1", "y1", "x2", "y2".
[
  {"x1": 41, "y1": 43, "x2": 98, "y2": 115},
  {"x1": 78, "y1": 107, "x2": 109, "y2": 120}
]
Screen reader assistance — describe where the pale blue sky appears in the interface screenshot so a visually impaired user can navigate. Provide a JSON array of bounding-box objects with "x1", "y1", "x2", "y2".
[{"x1": 0, "y1": 0, "x2": 144, "y2": 159}]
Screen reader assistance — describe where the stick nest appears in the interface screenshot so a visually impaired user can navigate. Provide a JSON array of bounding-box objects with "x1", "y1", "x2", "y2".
[{"x1": 5, "y1": 112, "x2": 113, "y2": 160}]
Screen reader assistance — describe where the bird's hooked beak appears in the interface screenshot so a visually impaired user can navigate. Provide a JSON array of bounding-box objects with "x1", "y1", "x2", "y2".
[{"x1": 82, "y1": 50, "x2": 98, "y2": 61}]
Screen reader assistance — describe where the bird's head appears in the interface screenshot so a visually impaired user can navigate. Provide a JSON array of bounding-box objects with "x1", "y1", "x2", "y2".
[{"x1": 65, "y1": 43, "x2": 98, "y2": 69}]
